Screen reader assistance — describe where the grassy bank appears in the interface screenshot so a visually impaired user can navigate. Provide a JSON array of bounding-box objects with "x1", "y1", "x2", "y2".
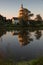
[
  {"x1": 0, "y1": 57, "x2": 43, "y2": 65},
  {"x1": 16, "y1": 57, "x2": 43, "y2": 65}
]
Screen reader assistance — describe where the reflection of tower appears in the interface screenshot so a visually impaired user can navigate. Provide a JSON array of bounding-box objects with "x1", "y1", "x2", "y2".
[{"x1": 18, "y1": 30, "x2": 33, "y2": 46}]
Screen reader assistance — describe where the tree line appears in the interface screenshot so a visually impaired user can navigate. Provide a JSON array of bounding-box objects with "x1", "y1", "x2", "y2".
[{"x1": 0, "y1": 14, "x2": 43, "y2": 27}]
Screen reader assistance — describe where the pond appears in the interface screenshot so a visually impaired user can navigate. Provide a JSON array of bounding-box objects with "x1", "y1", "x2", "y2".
[{"x1": 0, "y1": 27, "x2": 43, "y2": 61}]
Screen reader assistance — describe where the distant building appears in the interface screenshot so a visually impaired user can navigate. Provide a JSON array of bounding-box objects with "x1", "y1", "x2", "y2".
[
  {"x1": 12, "y1": 17, "x2": 19, "y2": 24},
  {"x1": 12, "y1": 4, "x2": 33, "y2": 24}
]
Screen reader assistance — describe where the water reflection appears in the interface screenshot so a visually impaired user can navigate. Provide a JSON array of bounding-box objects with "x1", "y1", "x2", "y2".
[
  {"x1": 11, "y1": 29, "x2": 42, "y2": 46},
  {"x1": 0, "y1": 29, "x2": 6, "y2": 43},
  {"x1": 0, "y1": 28, "x2": 42, "y2": 46},
  {"x1": 0, "y1": 27, "x2": 43, "y2": 60},
  {"x1": 0, "y1": 29, "x2": 6, "y2": 38},
  {"x1": 35, "y1": 30, "x2": 42, "y2": 39},
  {"x1": 18, "y1": 29, "x2": 33, "y2": 46},
  {"x1": 11, "y1": 30, "x2": 19, "y2": 35}
]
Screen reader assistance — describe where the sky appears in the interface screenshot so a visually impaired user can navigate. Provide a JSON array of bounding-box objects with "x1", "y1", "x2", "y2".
[{"x1": 0, "y1": 0, "x2": 43, "y2": 19}]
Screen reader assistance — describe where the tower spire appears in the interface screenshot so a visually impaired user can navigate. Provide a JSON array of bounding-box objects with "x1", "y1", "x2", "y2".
[{"x1": 21, "y1": 4, "x2": 23, "y2": 8}]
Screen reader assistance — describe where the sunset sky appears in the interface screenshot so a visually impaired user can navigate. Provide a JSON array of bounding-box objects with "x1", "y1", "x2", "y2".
[{"x1": 0, "y1": 0, "x2": 43, "y2": 19}]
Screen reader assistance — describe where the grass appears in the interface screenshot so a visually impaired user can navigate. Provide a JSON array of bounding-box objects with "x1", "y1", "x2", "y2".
[
  {"x1": 0, "y1": 57, "x2": 43, "y2": 65},
  {"x1": 17, "y1": 57, "x2": 43, "y2": 65}
]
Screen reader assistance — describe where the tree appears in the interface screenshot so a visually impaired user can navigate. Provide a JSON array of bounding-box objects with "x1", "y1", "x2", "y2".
[{"x1": 35, "y1": 14, "x2": 42, "y2": 21}]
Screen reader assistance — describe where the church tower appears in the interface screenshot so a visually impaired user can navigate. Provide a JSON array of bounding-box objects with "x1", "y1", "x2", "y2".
[
  {"x1": 18, "y1": 4, "x2": 31, "y2": 21},
  {"x1": 18, "y1": 4, "x2": 24, "y2": 19}
]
